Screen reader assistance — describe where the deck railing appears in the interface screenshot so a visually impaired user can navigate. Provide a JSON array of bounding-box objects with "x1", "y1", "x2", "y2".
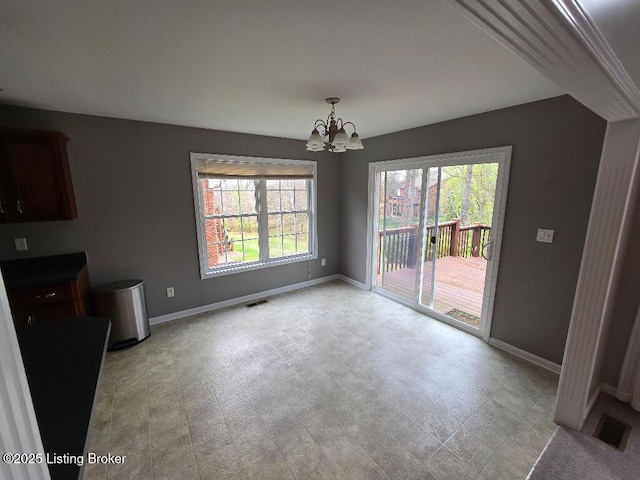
[{"x1": 378, "y1": 220, "x2": 491, "y2": 273}]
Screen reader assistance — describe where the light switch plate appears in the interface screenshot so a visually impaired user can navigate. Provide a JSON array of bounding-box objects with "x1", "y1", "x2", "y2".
[
  {"x1": 536, "y1": 229, "x2": 554, "y2": 243},
  {"x1": 167, "y1": 287, "x2": 175, "y2": 298},
  {"x1": 14, "y1": 238, "x2": 28, "y2": 251}
]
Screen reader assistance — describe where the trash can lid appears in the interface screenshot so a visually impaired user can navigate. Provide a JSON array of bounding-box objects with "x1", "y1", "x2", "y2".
[{"x1": 92, "y1": 279, "x2": 144, "y2": 293}]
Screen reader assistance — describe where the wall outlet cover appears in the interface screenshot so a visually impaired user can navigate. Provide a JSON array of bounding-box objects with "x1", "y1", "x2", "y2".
[
  {"x1": 536, "y1": 229, "x2": 555, "y2": 243},
  {"x1": 167, "y1": 287, "x2": 175, "y2": 297},
  {"x1": 14, "y1": 238, "x2": 28, "y2": 251}
]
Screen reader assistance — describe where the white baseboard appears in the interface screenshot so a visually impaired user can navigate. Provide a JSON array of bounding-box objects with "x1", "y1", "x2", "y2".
[
  {"x1": 600, "y1": 383, "x2": 618, "y2": 397},
  {"x1": 600, "y1": 382, "x2": 635, "y2": 403},
  {"x1": 488, "y1": 338, "x2": 562, "y2": 374},
  {"x1": 600, "y1": 383, "x2": 640, "y2": 410},
  {"x1": 337, "y1": 275, "x2": 368, "y2": 290},
  {"x1": 149, "y1": 274, "x2": 341, "y2": 326}
]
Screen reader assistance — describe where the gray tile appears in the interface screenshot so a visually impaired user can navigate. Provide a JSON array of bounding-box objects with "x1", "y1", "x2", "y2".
[
  {"x1": 303, "y1": 409, "x2": 345, "y2": 446},
  {"x1": 260, "y1": 403, "x2": 301, "y2": 435},
  {"x1": 407, "y1": 463, "x2": 439, "y2": 480},
  {"x1": 273, "y1": 423, "x2": 319, "y2": 464},
  {"x1": 286, "y1": 445, "x2": 335, "y2": 480},
  {"x1": 194, "y1": 437, "x2": 240, "y2": 476},
  {"x1": 395, "y1": 421, "x2": 441, "y2": 463},
  {"x1": 229, "y1": 419, "x2": 274, "y2": 457},
  {"x1": 212, "y1": 380, "x2": 249, "y2": 408},
  {"x1": 109, "y1": 418, "x2": 149, "y2": 456},
  {"x1": 220, "y1": 398, "x2": 261, "y2": 431},
  {"x1": 371, "y1": 401, "x2": 415, "y2": 437},
  {"x1": 105, "y1": 450, "x2": 152, "y2": 480},
  {"x1": 240, "y1": 440, "x2": 295, "y2": 480},
  {"x1": 444, "y1": 427, "x2": 504, "y2": 471},
  {"x1": 422, "y1": 411, "x2": 463, "y2": 443},
  {"x1": 345, "y1": 414, "x2": 393, "y2": 454},
  {"x1": 318, "y1": 431, "x2": 380, "y2": 479},
  {"x1": 206, "y1": 459, "x2": 248, "y2": 480},
  {"x1": 189, "y1": 415, "x2": 233, "y2": 451},
  {"x1": 481, "y1": 452, "x2": 531, "y2": 480},
  {"x1": 424, "y1": 446, "x2": 479, "y2": 480},
  {"x1": 371, "y1": 437, "x2": 421, "y2": 480},
  {"x1": 151, "y1": 442, "x2": 199, "y2": 480},
  {"x1": 83, "y1": 434, "x2": 110, "y2": 480}
]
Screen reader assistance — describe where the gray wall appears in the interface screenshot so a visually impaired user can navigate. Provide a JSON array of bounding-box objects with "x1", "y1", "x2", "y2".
[
  {"x1": 0, "y1": 105, "x2": 341, "y2": 317},
  {"x1": 340, "y1": 96, "x2": 606, "y2": 364}
]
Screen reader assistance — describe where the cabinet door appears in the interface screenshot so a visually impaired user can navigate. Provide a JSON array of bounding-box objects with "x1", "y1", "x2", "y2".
[
  {"x1": 4, "y1": 136, "x2": 67, "y2": 221},
  {"x1": 0, "y1": 142, "x2": 14, "y2": 222},
  {"x1": 0, "y1": 130, "x2": 78, "y2": 223},
  {"x1": 11, "y1": 302, "x2": 79, "y2": 328}
]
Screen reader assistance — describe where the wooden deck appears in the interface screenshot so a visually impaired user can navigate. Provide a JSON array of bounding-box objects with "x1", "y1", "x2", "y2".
[{"x1": 376, "y1": 256, "x2": 487, "y2": 327}]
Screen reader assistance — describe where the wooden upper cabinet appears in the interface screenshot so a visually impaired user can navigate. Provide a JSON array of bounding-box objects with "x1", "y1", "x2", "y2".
[{"x1": 0, "y1": 128, "x2": 78, "y2": 223}]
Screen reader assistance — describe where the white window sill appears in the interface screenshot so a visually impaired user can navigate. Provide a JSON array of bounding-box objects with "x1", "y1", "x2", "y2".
[{"x1": 201, "y1": 253, "x2": 317, "y2": 279}]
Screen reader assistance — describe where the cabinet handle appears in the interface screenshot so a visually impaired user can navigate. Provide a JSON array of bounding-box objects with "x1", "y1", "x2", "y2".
[
  {"x1": 27, "y1": 315, "x2": 33, "y2": 327},
  {"x1": 0, "y1": 200, "x2": 4, "y2": 215},
  {"x1": 35, "y1": 292, "x2": 56, "y2": 299},
  {"x1": 16, "y1": 200, "x2": 23, "y2": 214}
]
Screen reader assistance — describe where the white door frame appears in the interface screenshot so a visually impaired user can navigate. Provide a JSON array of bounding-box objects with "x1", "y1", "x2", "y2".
[{"x1": 366, "y1": 146, "x2": 512, "y2": 342}]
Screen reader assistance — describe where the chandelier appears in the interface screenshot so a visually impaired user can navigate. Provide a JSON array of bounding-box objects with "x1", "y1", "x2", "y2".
[{"x1": 306, "y1": 97, "x2": 364, "y2": 152}]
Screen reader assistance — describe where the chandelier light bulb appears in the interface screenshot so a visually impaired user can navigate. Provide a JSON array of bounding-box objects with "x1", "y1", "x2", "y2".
[
  {"x1": 347, "y1": 132, "x2": 364, "y2": 150},
  {"x1": 332, "y1": 127, "x2": 349, "y2": 147},
  {"x1": 306, "y1": 128, "x2": 325, "y2": 150}
]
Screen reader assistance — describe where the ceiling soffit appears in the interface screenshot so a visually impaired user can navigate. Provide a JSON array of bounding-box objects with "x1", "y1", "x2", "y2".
[{"x1": 443, "y1": 0, "x2": 640, "y2": 121}]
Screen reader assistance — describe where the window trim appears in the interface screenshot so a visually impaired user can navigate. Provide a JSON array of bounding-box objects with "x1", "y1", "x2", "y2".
[{"x1": 190, "y1": 153, "x2": 318, "y2": 279}]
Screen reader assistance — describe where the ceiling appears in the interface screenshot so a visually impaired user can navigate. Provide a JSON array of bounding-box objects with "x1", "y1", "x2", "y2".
[{"x1": 0, "y1": 0, "x2": 564, "y2": 140}]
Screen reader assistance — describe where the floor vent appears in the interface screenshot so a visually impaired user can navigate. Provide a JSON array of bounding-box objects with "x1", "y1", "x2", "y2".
[
  {"x1": 245, "y1": 299, "x2": 269, "y2": 308},
  {"x1": 593, "y1": 413, "x2": 631, "y2": 451}
]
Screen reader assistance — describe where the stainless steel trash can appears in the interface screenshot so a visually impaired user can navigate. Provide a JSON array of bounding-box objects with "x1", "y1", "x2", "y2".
[{"x1": 91, "y1": 279, "x2": 150, "y2": 350}]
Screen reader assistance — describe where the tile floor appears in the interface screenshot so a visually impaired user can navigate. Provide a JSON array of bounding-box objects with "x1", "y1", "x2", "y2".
[{"x1": 84, "y1": 280, "x2": 559, "y2": 480}]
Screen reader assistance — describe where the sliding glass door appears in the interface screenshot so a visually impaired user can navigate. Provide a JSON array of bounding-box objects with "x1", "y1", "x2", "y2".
[
  {"x1": 376, "y1": 169, "x2": 423, "y2": 302},
  {"x1": 370, "y1": 148, "x2": 510, "y2": 338}
]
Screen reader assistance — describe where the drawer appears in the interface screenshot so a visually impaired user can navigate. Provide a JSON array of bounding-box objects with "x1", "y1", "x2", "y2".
[{"x1": 9, "y1": 283, "x2": 74, "y2": 307}]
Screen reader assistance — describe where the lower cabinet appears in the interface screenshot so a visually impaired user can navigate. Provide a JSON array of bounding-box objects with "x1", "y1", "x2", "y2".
[{"x1": 8, "y1": 267, "x2": 90, "y2": 328}]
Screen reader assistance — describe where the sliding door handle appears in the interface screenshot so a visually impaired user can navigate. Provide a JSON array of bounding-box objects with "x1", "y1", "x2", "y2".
[{"x1": 481, "y1": 241, "x2": 493, "y2": 260}]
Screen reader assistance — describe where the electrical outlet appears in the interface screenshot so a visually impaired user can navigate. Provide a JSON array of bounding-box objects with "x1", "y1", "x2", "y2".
[
  {"x1": 167, "y1": 287, "x2": 175, "y2": 298},
  {"x1": 14, "y1": 238, "x2": 28, "y2": 251},
  {"x1": 321, "y1": 258, "x2": 326, "y2": 266},
  {"x1": 536, "y1": 228, "x2": 555, "y2": 243}
]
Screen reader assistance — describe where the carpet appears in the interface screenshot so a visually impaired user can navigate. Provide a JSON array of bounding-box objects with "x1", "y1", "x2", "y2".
[{"x1": 527, "y1": 394, "x2": 640, "y2": 480}]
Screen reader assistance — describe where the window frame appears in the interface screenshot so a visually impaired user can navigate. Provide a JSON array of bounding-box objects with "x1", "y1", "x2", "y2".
[{"x1": 190, "y1": 153, "x2": 318, "y2": 279}]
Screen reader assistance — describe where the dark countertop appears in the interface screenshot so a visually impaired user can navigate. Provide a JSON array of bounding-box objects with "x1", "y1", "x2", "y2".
[
  {"x1": 17, "y1": 317, "x2": 110, "y2": 480},
  {"x1": 1, "y1": 252, "x2": 87, "y2": 290}
]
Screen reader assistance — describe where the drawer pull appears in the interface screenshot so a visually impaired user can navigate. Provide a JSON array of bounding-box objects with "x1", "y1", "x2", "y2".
[
  {"x1": 17, "y1": 200, "x2": 23, "y2": 214},
  {"x1": 27, "y1": 315, "x2": 33, "y2": 327},
  {"x1": 0, "y1": 200, "x2": 4, "y2": 215},
  {"x1": 36, "y1": 292, "x2": 56, "y2": 299}
]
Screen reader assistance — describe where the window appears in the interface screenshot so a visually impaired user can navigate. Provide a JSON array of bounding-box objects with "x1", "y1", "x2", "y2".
[{"x1": 191, "y1": 153, "x2": 317, "y2": 278}]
